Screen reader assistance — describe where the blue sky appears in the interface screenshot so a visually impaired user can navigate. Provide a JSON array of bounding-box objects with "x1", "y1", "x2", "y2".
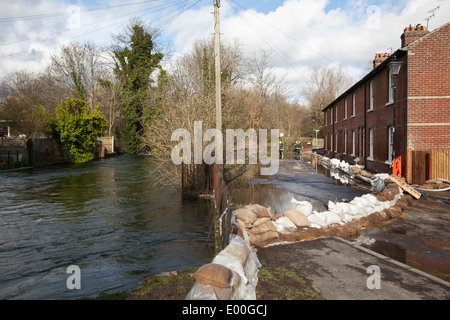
[{"x1": 0, "y1": 0, "x2": 449, "y2": 101}]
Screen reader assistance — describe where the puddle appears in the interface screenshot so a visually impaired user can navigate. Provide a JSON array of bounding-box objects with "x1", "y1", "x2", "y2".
[
  {"x1": 357, "y1": 228, "x2": 450, "y2": 283},
  {"x1": 366, "y1": 240, "x2": 450, "y2": 282},
  {"x1": 229, "y1": 181, "x2": 327, "y2": 215}
]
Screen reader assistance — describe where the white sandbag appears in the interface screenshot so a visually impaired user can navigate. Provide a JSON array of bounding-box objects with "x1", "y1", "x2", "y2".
[
  {"x1": 272, "y1": 216, "x2": 297, "y2": 233},
  {"x1": 213, "y1": 246, "x2": 248, "y2": 287},
  {"x1": 290, "y1": 198, "x2": 313, "y2": 216},
  {"x1": 324, "y1": 211, "x2": 344, "y2": 225},
  {"x1": 186, "y1": 282, "x2": 218, "y2": 300},
  {"x1": 307, "y1": 212, "x2": 328, "y2": 227}
]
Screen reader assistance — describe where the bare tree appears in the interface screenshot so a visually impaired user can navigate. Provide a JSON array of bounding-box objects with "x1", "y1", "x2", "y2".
[
  {"x1": 48, "y1": 41, "x2": 106, "y2": 108},
  {"x1": 300, "y1": 65, "x2": 355, "y2": 135},
  {"x1": 0, "y1": 71, "x2": 52, "y2": 137}
]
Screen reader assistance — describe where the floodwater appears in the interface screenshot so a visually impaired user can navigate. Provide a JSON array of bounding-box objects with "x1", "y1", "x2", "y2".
[
  {"x1": 0, "y1": 155, "x2": 215, "y2": 300},
  {"x1": 229, "y1": 156, "x2": 450, "y2": 283}
]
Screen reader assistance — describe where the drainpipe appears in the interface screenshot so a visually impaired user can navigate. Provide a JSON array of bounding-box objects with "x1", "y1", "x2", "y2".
[{"x1": 363, "y1": 82, "x2": 367, "y2": 167}]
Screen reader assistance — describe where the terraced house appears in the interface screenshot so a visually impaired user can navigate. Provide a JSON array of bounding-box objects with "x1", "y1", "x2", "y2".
[{"x1": 323, "y1": 22, "x2": 450, "y2": 184}]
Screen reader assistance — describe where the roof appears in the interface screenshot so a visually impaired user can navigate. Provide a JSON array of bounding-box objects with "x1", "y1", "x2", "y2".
[
  {"x1": 323, "y1": 21, "x2": 450, "y2": 112},
  {"x1": 322, "y1": 48, "x2": 406, "y2": 112}
]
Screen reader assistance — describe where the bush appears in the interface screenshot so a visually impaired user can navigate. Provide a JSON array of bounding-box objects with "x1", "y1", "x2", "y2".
[{"x1": 49, "y1": 98, "x2": 107, "y2": 164}]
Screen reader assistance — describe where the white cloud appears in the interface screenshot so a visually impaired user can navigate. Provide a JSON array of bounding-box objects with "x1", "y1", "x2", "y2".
[{"x1": 0, "y1": 0, "x2": 449, "y2": 102}]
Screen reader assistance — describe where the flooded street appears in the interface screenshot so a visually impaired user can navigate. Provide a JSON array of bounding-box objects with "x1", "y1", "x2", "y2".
[
  {"x1": 229, "y1": 156, "x2": 450, "y2": 283},
  {"x1": 0, "y1": 155, "x2": 215, "y2": 300}
]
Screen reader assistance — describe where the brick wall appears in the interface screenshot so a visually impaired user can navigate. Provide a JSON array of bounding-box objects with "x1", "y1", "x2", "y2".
[{"x1": 406, "y1": 22, "x2": 450, "y2": 151}]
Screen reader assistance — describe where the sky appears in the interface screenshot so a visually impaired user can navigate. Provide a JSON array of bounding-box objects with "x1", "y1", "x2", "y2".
[{"x1": 0, "y1": 0, "x2": 449, "y2": 101}]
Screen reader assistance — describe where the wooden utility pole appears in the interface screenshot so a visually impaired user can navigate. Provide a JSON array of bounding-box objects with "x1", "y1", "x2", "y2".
[
  {"x1": 214, "y1": 0, "x2": 222, "y2": 133},
  {"x1": 214, "y1": 0, "x2": 223, "y2": 177}
]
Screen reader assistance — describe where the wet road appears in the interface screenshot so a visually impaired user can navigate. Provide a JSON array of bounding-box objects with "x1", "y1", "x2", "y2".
[{"x1": 230, "y1": 158, "x2": 450, "y2": 285}]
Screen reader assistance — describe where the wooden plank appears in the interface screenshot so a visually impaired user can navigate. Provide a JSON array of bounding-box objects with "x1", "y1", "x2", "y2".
[{"x1": 388, "y1": 174, "x2": 421, "y2": 199}]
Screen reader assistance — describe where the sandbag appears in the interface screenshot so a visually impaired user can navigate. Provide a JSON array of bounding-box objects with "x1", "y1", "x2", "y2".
[
  {"x1": 245, "y1": 204, "x2": 272, "y2": 218},
  {"x1": 290, "y1": 198, "x2": 313, "y2": 216},
  {"x1": 283, "y1": 209, "x2": 311, "y2": 227},
  {"x1": 193, "y1": 263, "x2": 232, "y2": 288},
  {"x1": 247, "y1": 219, "x2": 278, "y2": 235},
  {"x1": 225, "y1": 238, "x2": 250, "y2": 266},
  {"x1": 251, "y1": 217, "x2": 272, "y2": 228},
  {"x1": 272, "y1": 216, "x2": 297, "y2": 233},
  {"x1": 248, "y1": 230, "x2": 279, "y2": 247},
  {"x1": 234, "y1": 208, "x2": 257, "y2": 227}
]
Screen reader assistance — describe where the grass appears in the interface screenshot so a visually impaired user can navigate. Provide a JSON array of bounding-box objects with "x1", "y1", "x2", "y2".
[{"x1": 256, "y1": 267, "x2": 323, "y2": 300}]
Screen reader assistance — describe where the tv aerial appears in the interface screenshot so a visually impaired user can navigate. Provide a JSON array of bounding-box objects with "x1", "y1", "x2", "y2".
[{"x1": 424, "y1": 6, "x2": 440, "y2": 29}]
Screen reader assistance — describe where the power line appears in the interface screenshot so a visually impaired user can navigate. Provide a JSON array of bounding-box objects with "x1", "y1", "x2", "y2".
[
  {"x1": 229, "y1": 4, "x2": 297, "y2": 70},
  {"x1": 228, "y1": 0, "x2": 358, "y2": 77},
  {"x1": 0, "y1": 0, "x2": 200, "y2": 60},
  {"x1": 0, "y1": 0, "x2": 187, "y2": 47},
  {"x1": 0, "y1": 0, "x2": 164, "y2": 23}
]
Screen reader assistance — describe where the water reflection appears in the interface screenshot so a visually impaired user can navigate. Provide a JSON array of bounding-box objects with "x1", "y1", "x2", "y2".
[{"x1": 0, "y1": 155, "x2": 215, "y2": 299}]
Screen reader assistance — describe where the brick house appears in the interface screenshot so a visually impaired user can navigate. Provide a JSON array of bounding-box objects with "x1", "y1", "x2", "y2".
[{"x1": 322, "y1": 22, "x2": 450, "y2": 184}]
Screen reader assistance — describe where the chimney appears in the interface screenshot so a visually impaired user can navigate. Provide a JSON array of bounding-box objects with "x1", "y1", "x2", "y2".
[
  {"x1": 373, "y1": 52, "x2": 392, "y2": 69},
  {"x1": 401, "y1": 24, "x2": 429, "y2": 47}
]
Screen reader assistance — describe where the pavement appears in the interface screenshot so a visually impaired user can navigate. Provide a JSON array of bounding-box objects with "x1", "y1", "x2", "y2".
[
  {"x1": 251, "y1": 158, "x2": 450, "y2": 300},
  {"x1": 257, "y1": 237, "x2": 449, "y2": 300}
]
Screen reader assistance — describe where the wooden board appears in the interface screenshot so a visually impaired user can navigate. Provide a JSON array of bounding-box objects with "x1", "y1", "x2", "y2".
[{"x1": 388, "y1": 174, "x2": 421, "y2": 199}]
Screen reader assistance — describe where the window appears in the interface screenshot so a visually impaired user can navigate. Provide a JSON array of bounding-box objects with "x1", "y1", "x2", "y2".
[
  {"x1": 344, "y1": 130, "x2": 347, "y2": 154},
  {"x1": 344, "y1": 98, "x2": 347, "y2": 119},
  {"x1": 331, "y1": 134, "x2": 333, "y2": 152},
  {"x1": 330, "y1": 108, "x2": 333, "y2": 124},
  {"x1": 352, "y1": 93, "x2": 356, "y2": 116},
  {"x1": 387, "y1": 126, "x2": 394, "y2": 163},
  {"x1": 352, "y1": 130, "x2": 356, "y2": 156},
  {"x1": 368, "y1": 128, "x2": 374, "y2": 160},
  {"x1": 369, "y1": 80, "x2": 374, "y2": 110},
  {"x1": 335, "y1": 105, "x2": 338, "y2": 123},
  {"x1": 388, "y1": 70, "x2": 394, "y2": 104},
  {"x1": 335, "y1": 133, "x2": 338, "y2": 152}
]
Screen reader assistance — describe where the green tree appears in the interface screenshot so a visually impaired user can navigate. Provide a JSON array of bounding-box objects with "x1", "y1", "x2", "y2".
[
  {"x1": 49, "y1": 98, "x2": 107, "y2": 164},
  {"x1": 112, "y1": 19, "x2": 164, "y2": 154}
]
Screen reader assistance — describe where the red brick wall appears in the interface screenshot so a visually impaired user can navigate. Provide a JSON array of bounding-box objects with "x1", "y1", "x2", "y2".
[{"x1": 407, "y1": 22, "x2": 450, "y2": 151}]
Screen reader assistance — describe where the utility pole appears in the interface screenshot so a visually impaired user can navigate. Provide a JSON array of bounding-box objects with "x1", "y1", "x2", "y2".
[{"x1": 214, "y1": 0, "x2": 223, "y2": 177}]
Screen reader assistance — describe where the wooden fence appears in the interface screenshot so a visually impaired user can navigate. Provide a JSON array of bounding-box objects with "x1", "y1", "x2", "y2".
[
  {"x1": 430, "y1": 150, "x2": 450, "y2": 181},
  {"x1": 182, "y1": 163, "x2": 233, "y2": 250},
  {"x1": 408, "y1": 150, "x2": 450, "y2": 184}
]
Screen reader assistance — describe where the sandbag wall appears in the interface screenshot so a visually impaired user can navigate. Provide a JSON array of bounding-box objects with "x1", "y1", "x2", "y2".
[{"x1": 185, "y1": 224, "x2": 261, "y2": 300}]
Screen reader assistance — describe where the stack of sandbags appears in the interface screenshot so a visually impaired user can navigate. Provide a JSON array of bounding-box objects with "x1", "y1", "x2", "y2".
[
  {"x1": 235, "y1": 203, "x2": 314, "y2": 247},
  {"x1": 234, "y1": 204, "x2": 279, "y2": 247},
  {"x1": 186, "y1": 234, "x2": 261, "y2": 300},
  {"x1": 418, "y1": 179, "x2": 450, "y2": 190}
]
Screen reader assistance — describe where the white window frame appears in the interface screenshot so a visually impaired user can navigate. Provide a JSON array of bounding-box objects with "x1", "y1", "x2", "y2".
[
  {"x1": 344, "y1": 130, "x2": 347, "y2": 154},
  {"x1": 352, "y1": 93, "x2": 356, "y2": 117},
  {"x1": 368, "y1": 128, "x2": 374, "y2": 160},
  {"x1": 335, "y1": 133, "x2": 338, "y2": 152},
  {"x1": 344, "y1": 97, "x2": 348, "y2": 119},
  {"x1": 369, "y1": 80, "x2": 374, "y2": 111},
  {"x1": 351, "y1": 130, "x2": 356, "y2": 156},
  {"x1": 388, "y1": 70, "x2": 394, "y2": 104},
  {"x1": 386, "y1": 126, "x2": 394, "y2": 164},
  {"x1": 335, "y1": 105, "x2": 338, "y2": 123},
  {"x1": 331, "y1": 134, "x2": 333, "y2": 152}
]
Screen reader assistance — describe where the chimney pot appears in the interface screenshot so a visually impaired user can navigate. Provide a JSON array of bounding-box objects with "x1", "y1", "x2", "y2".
[{"x1": 401, "y1": 24, "x2": 430, "y2": 47}]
